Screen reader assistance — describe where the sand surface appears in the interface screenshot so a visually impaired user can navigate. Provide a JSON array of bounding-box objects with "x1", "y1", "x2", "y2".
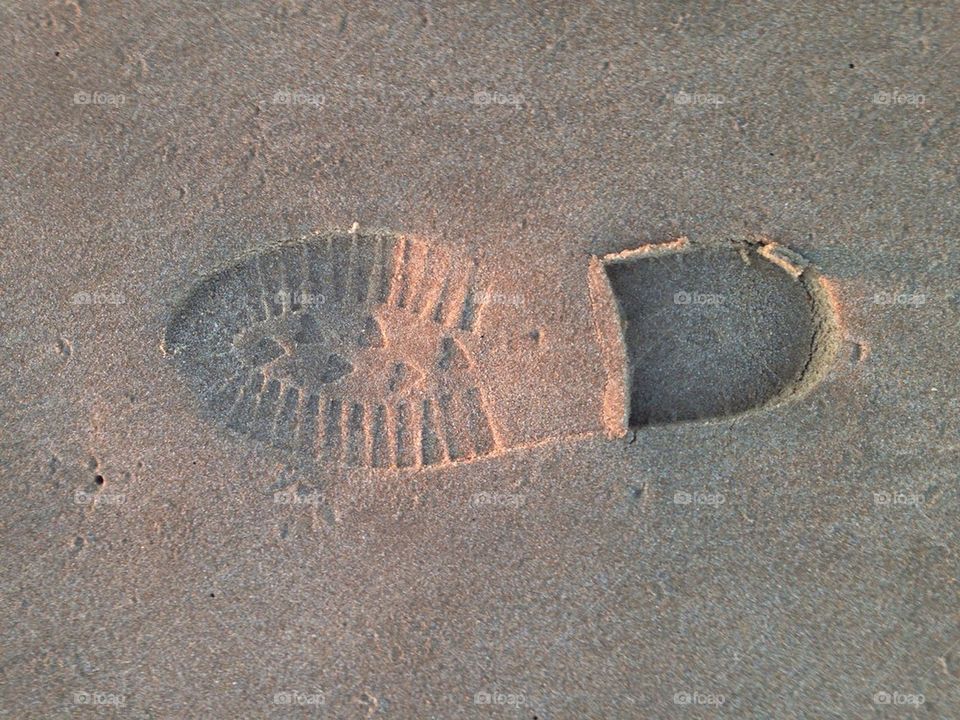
[{"x1": 1, "y1": 2, "x2": 958, "y2": 718}]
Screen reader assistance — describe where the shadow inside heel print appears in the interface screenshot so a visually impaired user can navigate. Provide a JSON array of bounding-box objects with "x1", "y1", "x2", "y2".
[{"x1": 589, "y1": 236, "x2": 840, "y2": 434}]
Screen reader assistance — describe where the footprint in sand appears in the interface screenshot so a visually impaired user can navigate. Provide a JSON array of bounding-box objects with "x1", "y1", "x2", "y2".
[{"x1": 165, "y1": 232, "x2": 839, "y2": 468}]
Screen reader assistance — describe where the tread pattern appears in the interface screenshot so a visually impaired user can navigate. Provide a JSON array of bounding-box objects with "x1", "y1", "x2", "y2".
[{"x1": 165, "y1": 232, "x2": 497, "y2": 468}]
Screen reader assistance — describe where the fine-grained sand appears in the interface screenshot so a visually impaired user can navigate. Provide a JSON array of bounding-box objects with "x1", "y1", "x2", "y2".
[{"x1": 1, "y1": 2, "x2": 958, "y2": 718}]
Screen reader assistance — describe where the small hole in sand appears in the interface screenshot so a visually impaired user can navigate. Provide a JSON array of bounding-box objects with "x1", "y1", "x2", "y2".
[{"x1": 94, "y1": 475, "x2": 104, "y2": 486}]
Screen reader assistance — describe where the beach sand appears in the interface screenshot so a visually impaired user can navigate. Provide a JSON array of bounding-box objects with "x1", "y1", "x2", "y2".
[{"x1": 1, "y1": 2, "x2": 958, "y2": 717}]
